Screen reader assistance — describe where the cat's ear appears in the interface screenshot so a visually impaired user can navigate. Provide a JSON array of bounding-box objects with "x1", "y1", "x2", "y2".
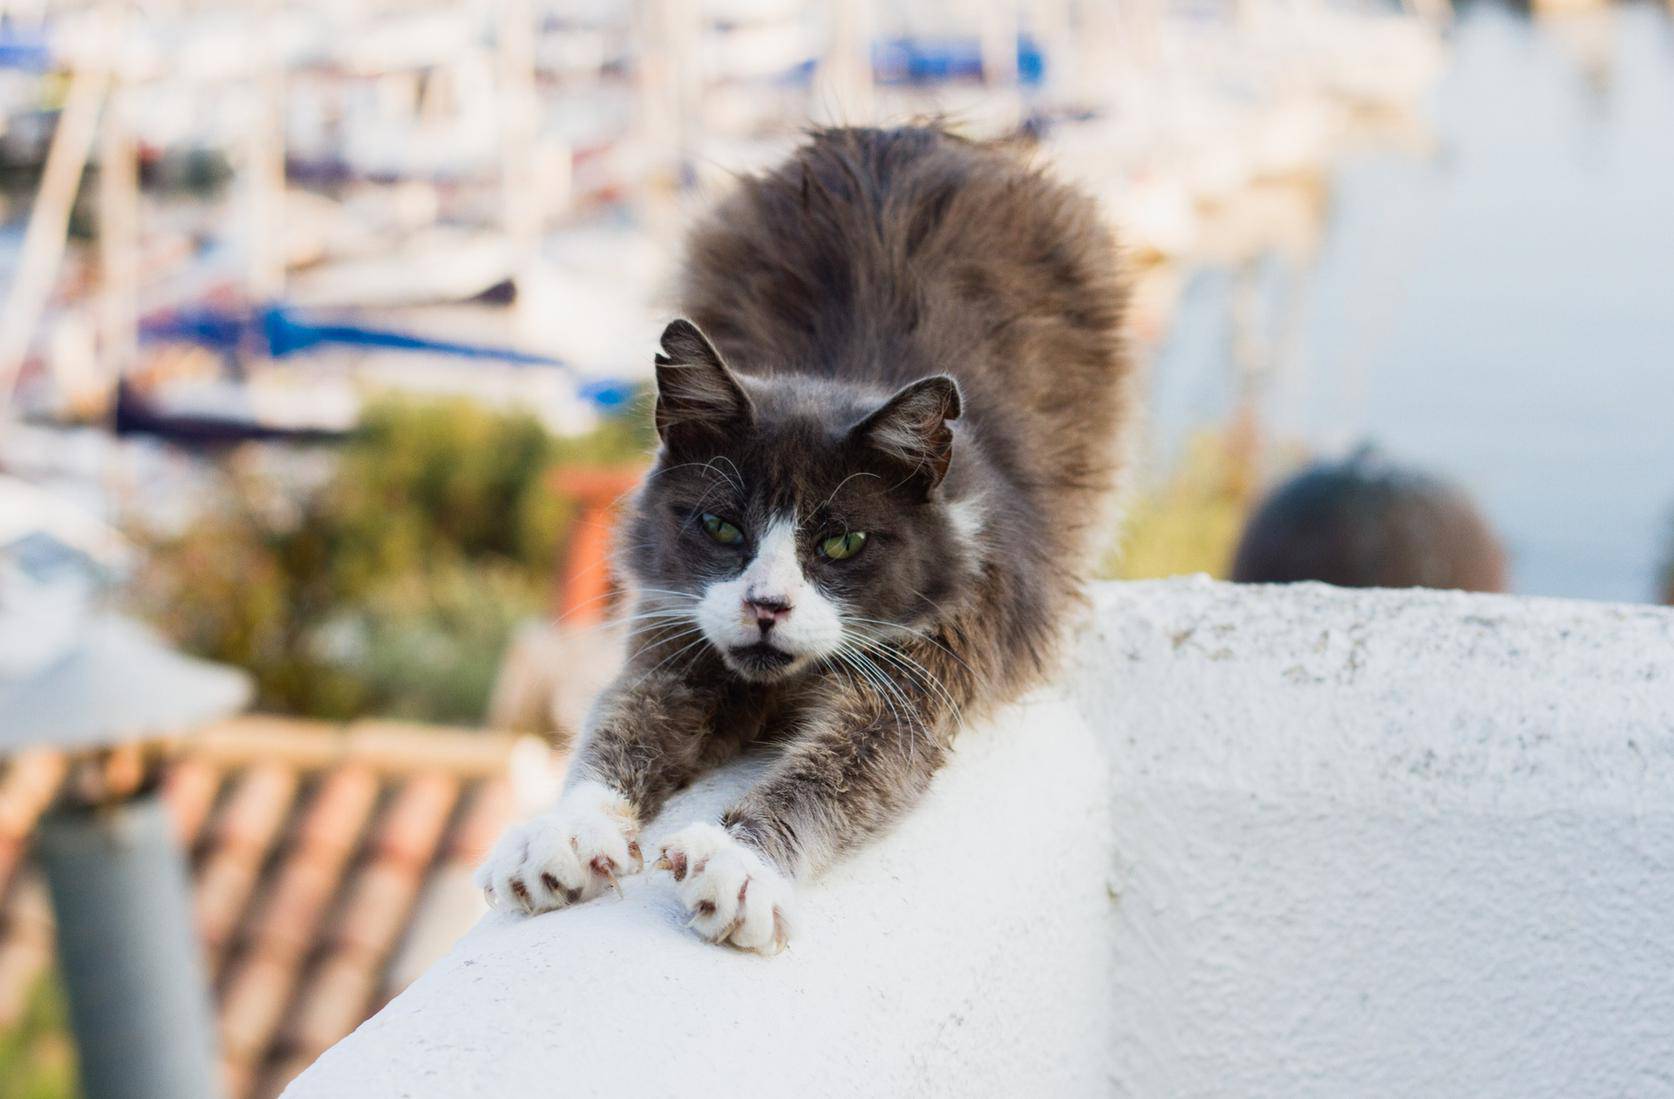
[
  {"x1": 653, "y1": 319, "x2": 751, "y2": 451},
  {"x1": 850, "y1": 375, "x2": 962, "y2": 492}
]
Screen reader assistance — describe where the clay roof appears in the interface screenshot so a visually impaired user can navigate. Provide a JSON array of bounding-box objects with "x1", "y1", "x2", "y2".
[{"x1": 0, "y1": 716, "x2": 562, "y2": 1099}]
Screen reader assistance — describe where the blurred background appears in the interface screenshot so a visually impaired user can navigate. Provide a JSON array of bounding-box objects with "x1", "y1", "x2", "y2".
[{"x1": 0, "y1": 0, "x2": 1670, "y2": 1096}]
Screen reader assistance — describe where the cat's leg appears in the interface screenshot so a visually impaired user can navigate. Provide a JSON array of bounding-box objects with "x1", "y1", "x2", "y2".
[
  {"x1": 476, "y1": 669, "x2": 741, "y2": 916},
  {"x1": 656, "y1": 700, "x2": 947, "y2": 954}
]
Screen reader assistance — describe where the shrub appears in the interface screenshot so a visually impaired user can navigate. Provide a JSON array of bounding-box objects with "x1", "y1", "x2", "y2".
[
  {"x1": 1102, "y1": 429, "x2": 1272, "y2": 581},
  {"x1": 135, "y1": 393, "x2": 649, "y2": 722}
]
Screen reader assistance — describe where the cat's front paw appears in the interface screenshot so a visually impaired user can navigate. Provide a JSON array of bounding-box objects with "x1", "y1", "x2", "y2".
[
  {"x1": 475, "y1": 780, "x2": 643, "y2": 916},
  {"x1": 655, "y1": 823, "x2": 792, "y2": 956}
]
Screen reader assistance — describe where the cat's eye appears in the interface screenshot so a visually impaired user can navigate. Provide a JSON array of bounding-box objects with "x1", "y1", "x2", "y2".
[
  {"x1": 700, "y1": 513, "x2": 744, "y2": 545},
  {"x1": 818, "y1": 531, "x2": 868, "y2": 560}
]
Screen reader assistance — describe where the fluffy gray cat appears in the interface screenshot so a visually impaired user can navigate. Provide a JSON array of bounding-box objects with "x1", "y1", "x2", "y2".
[{"x1": 478, "y1": 126, "x2": 1130, "y2": 954}]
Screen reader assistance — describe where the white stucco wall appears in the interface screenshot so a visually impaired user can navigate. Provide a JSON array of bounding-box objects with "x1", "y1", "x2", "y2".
[
  {"x1": 286, "y1": 689, "x2": 1115, "y2": 1098},
  {"x1": 285, "y1": 579, "x2": 1674, "y2": 1098},
  {"x1": 1082, "y1": 580, "x2": 1674, "y2": 1098}
]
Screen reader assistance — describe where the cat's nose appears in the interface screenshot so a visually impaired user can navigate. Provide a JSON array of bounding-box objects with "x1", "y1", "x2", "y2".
[{"x1": 743, "y1": 595, "x2": 793, "y2": 632}]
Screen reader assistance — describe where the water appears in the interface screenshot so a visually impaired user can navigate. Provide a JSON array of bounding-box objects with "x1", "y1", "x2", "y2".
[{"x1": 1153, "y1": 0, "x2": 1674, "y2": 603}]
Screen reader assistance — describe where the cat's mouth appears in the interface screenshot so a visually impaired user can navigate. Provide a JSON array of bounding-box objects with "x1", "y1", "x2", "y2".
[{"x1": 726, "y1": 642, "x2": 799, "y2": 678}]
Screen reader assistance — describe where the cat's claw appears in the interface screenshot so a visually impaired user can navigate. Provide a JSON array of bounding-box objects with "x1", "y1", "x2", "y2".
[
  {"x1": 475, "y1": 781, "x2": 642, "y2": 916},
  {"x1": 655, "y1": 822, "x2": 793, "y2": 956}
]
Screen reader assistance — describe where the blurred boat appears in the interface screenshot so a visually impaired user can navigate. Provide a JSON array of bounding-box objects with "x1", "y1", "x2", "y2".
[
  {"x1": 113, "y1": 375, "x2": 356, "y2": 444},
  {"x1": 0, "y1": 0, "x2": 1449, "y2": 465}
]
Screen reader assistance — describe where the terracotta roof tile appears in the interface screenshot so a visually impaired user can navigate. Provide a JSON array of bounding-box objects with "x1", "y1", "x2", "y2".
[
  {"x1": 218, "y1": 952, "x2": 297, "y2": 1066},
  {"x1": 281, "y1": 952, "x2": 383, "y2": 1063},
  {"x1": 332, "y1": 862, "x2": 422, "y2": 959},
  {"x1": 256, "y1": 1052, "x2": 320, "y2": 1099},
  {"x1": 0, "y1": 717, "x2": 555, "y2": 1099},
  {"x1": 255, "y1": 770, "x2": 379, "y2": 948},
  {"x1": 295, "y1": 765, "x2": 380, "y2": 857},
  {"x1": 449, "y1": 777, "x2": 515, "y2": 861},
  {"x1": 213, "y1": 763, "x2": 299, "y2": 851},
  {"x1": 220, "y1": 1057, "x2": 258, "y2": 1099},
  {"x1": 0, "y1": 752, "x2": 66, "y2": 892},
  {"x1": 196, "y1": 763, "x2": 299, "y2": 962},
  {"x1": 164, "y1": 756, "x2": 223, "y2": 846},
  {"x1": 330, "y1": 774, "x2": 461, "y2": 963},
  {"x1": 0, "y1": 751, "x2": 66, "y2": 836},
  {"x1": 371, "y1": 772, "x2": 459, "y2": 865}
]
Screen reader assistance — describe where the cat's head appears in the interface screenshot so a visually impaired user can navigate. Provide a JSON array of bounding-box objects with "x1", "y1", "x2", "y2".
[{"x1": 623, "y1": 319, "x2": 978, "y2": 684}]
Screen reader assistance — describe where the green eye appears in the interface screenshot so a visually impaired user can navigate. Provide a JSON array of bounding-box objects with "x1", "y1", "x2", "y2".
[
  {"x1": 701, "y1": 513, "x2": 744, "y2": 545},
  {"x1": 818, "y1": 530, "x2": 868, "y2": 560}
]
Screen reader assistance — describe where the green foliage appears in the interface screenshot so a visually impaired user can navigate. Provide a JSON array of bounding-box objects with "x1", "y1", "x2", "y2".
[
  {"x1": 321, "y1": 561, "x2": 550, "y2": 724},
  {"x1": 135, "y1": 394, "x2": 650, "y2": 722},
  {"x1": 0, "y1": 970, "x2": 78, "y2": 1099},
  {"x1": 1101, "y1": 429, "x2": 1281, "y2": 582}
]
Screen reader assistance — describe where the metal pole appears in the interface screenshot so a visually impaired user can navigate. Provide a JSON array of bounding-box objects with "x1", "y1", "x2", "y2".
[
  {"x1": 36, "y1": 792, "x2": 220, "y2": 1099},
  {"x1": 818, "y1": 0, "x2": 874, "y2": 126},
  {"x1": 98, "y1": 85, "x2": 139, "y2": 382},
  {"x1": 979, "y1": 0, "x2": 1021, "y2": 129},
  {"x1": 498, "y1": 0, "x2": 542, "y2": 265},
  {"x1": 0, "y1": 63, "x2": 108, "y2": 408},
  {"x1": 243, "y1": 2, "x2": 287, "y2": 303}
]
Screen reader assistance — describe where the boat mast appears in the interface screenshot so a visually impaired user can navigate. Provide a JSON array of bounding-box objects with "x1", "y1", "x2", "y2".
[{"x1": 0, "y1": 43, "x2": 110, "y2": 412}]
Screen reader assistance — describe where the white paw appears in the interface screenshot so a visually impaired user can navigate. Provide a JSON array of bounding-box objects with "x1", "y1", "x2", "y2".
[
  {"x1": 655, "y1": 823, "x2": 793, "y2": 956},
  {"x1": 475, "y1": 780, "x2": 643, "y2": 915}
]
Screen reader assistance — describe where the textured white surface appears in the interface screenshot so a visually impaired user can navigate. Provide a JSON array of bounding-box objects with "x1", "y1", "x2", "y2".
[
  {"x1": 1082, "y1": 579, "x2": 1674, "y2": 1099},
  {"x1": 286, "y1": 579, "x2": 1674, "y2": 1098},
  {"x1": 284, "y1": 691, "x2": 1114, "y2": 1098}
]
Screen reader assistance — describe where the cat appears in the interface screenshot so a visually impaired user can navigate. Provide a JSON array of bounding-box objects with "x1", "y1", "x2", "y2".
[{"x1": 477, "y1": 125, "x2": 1130, "y2": 954}]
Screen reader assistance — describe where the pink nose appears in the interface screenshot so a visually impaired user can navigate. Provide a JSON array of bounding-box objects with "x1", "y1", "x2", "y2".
[{"x1": 743, "y1": 596, "x2": 792, "y2": 631}]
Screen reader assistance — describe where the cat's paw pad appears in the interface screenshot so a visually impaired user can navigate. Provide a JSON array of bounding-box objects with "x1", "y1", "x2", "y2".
[
  {"x1": 475, "y1": 781, "x2": 643, "y2": 916},
  {"x1": 655, "y1": 822, "x2": 792, "y2": 955}
]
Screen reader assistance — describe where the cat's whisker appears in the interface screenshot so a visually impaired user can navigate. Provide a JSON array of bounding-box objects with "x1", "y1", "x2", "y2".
[
  {"x1": 627, "y1": 621, "x2": 705, "y2": 648},
  {"x1": 854, "y1": 638, "x2": 967, "y2": 738},
  {"x1": 609, "y1": 609, "x2": 701, "y2": 635},
  {"x1": 631, "y1": 588, "x2": 703, "y2": 601},
  {"x1": 839, "y1": 642, "x2": 929, "y2": 764},
  {"x1": 843, "y1": 613, "x2": 986, "y2": 686},
  {"x1": 861, "y1": 650, "x2": 947, "y2": 748},
  {"x1": 706, "y1": 455, "x2": 747, "y2": 496},
  {"x1": 672, "y1": 635, "x2": 716, "y2": 679},
  {"x1": 622, "y1": 626, "x2": 698, "y2": 641},
  {"x1": 838, "y1": 618, "x2": 969, "y2": 737},
  {"x1": 622, "y1": 622, "x2": 706, "y2": 660},
  {"x1": 617, "y1": 608, "x2": 701, "y2": 625},
  {"x1": 808, "y1": 471, "x2": 882, "y2": 521},
  {"x1": 550, "y1": 588, "x2": 632, "y2": 625},
  {"x1": 594, "y1": 589, "x2": 702, "y2": 626},
  {"x1": 830, "y1": 645, "x2": 885, "y2": 712},
  {"x1": 629, "y1": 638, "x2": 706, "y2": 672},
  {"x1": 640, "y1": 460, "x2": 741, "y2": 497},
  {"x1": 836, "y1": 648, "x2": 914, "y2": 763},
  {"x1": 631, "y1": 630, "x2": 715, "y2": 687},
  {"x1": 827, "y1": 655, "x2": 865, "y2": 701}
]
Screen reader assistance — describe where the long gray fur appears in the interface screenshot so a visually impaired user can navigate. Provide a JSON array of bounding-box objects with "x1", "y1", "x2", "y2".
[{"x1": 575, "y1": 125, "x2": 1131, "y2": 878}]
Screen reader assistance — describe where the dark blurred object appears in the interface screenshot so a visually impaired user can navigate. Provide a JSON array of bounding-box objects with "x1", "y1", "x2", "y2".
[
  {"x1": 1660, "y1": 520, "x2": 1674, "y2": 606},
  {"x1": 114, "y1": 377, "x2": 350, "y2": 444},
  {"x1": 1231, "y1": 449, "x2": 1508, "y2": 593}
]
